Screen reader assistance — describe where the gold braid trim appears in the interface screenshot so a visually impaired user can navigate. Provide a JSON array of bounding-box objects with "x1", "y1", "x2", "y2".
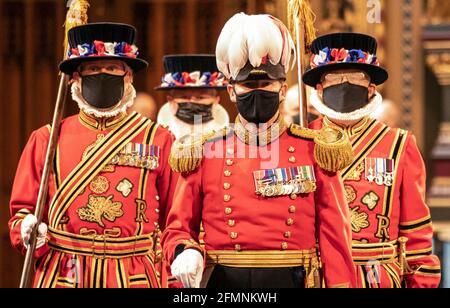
[
  {"x1": 169, "y1": 128, "x2": 229, "y2": 174},
  {"x1": 290, "y1": 124, "x2": 354, "y2": 173}
]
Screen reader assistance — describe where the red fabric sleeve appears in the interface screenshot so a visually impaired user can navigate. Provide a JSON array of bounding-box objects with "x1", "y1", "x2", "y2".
[
  {"x1": 399, "y1": 134, "x2": 441, "y2": 288},
  {"x1": 156, "y1": 131, "x2": 179, "y2": 230},
  {"x1": 315, "y1": 167, "x2": 356, "y2": 288},
  {"x1": 161, "y1": 167, "x2": 204, "y2": 265},
  {"x1": 8, "y1": 126, "x2": 51, "y2": 257}
]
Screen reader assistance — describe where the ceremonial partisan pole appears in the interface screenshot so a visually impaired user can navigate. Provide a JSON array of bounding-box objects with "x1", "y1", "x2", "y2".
[
  {"x1": 287, "y1": 0, "x2": 317, "y2": 128},
  {"x1": 19, "y1": 0, "x2": 89, "y2": 288}
]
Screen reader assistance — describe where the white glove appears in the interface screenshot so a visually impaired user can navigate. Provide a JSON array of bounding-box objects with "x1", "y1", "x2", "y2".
[
  {"x1": 21, "y1": 214, "x2": 48, "y2": 249},
  {"x1": 171, "y1": 249, "x2": 204, "y2": 288}
]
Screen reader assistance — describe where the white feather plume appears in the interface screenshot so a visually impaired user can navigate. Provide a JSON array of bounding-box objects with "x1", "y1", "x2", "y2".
[
  {"x1": 216, "y1": 13, "x2": 247, "y2": 79},
  {"x1": 216, "y1": 13, "x2": 296, "y2": 80}
]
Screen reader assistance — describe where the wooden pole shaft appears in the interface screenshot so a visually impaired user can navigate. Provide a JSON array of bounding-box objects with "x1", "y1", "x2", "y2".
[
  {"x1": 295, "y1": 17, "x2": 308, "y2": 128},
  {"x1": 19, "y1": 73, "x2": 69, "y2": 288}
]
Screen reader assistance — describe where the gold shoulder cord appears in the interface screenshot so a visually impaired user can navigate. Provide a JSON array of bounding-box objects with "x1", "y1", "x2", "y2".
[
  {"x1": 169, "y1": 128, "x2": 229, "y2": 174},
  {"x1": 290, "y1": 124, "x2": 354, "y2": 173}
]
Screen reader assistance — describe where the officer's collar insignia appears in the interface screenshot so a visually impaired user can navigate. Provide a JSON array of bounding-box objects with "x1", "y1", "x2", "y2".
[
  {"x1": 323, "y1": 116, "x2": 371, "y2": 138},
  {"x1": 234, "y1": 116, "x2": 288, "y2": 147},
  {"x1": 79, "y1": 110, "x2": 128, "y2": 131}
]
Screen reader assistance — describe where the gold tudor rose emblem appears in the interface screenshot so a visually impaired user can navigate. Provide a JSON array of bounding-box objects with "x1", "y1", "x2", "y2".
[
  {"x1": 77, "y1": 195, "x2": 124, "y2": 227},
  {"x1": 89, "y1": 176, "x2": 110, "y2": 195}
]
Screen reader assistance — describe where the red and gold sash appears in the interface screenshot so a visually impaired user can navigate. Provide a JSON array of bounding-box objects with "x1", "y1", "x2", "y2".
[
  {"x1": 340, "y1": 119, "x2": 391, "y2": 181},
  {"x1": 48, "y1": 112, "x2": 151, "y2": 228}
]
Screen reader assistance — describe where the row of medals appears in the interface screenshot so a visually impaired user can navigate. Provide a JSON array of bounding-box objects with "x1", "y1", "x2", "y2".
[
  {"x1": 256, "y1": 180, "x2": 317, "y2": 198},
  {"x1": 111, "y1": 153, "x2": 159, "y2": 170},
  {"x1": 367, "y1": 170, "x2": 393, "y2": 187}
]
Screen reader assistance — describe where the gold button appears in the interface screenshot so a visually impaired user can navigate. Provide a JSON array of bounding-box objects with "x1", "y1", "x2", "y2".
[
  {"x1": 287, "y1": 218, "x2": 294, "y2": 226},
  {"x1": 289, "y1": 156, "x2": 296, "y2": 163},
  {"x1": 224, "y1": 195, "x2": 231, "y2": 202},
  {"x1": 288, "y1": 146, "x2": 296, "y2": 153},
  {"x1": 155, "y1": 196, "x2": 160, "y2": 201},
  {"x1": 230, "y1": 232, "x2": 238, "y2": 239},
  {"x1": 155, "y1": 208, "x2": 160, "y2": 213},
  {"x1": 223, "y1": 183, "x2": 231, "y2": 190},
  {"x1": 235, "y1": 244, "x2": 242, "y2": 251},
  {"x1": 289, "y1": 206, "x2": 296, "y2": 214},
  {"x1": 227, "y1": 148, "x2": 234, "y2": 155},
  {"x1": 281, "y1": 242, "x2": 288, "y2": 250},
  {"x1": 226, "y1": 159, "x2": 234, "y2": 166},
  {"x1": 290, "y1": 194, "x2": 298, "y2": 200},
  {"x1": 228, "y1": 220, "x2": 236, "y2": 227},
  {"x1": 224, "y1": 170, "x2": 232, "y2": 177},
  {"x1": 225, "y1": 208, "x2": 233, "y2": 215},
  {"x1": 284, "y1": 231, "x2": 292, "y2": 238}
]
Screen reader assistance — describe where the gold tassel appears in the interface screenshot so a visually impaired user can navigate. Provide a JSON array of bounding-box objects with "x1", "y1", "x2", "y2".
[
  {"x1": 169, "y1": 130, "x2": 222, "y2": 174},
  {"x1": 314, "y1": 127, "x2": 354, "y2": 173},
  {"x1": 287, "y1": 0, "x2": 317, "y2": 49},
  {"x1": 64, "y1": 0, "x2": 90, "y2": 58},
  {"x1": 290, "y1": 124, "x2": 354, "y2": 173}
]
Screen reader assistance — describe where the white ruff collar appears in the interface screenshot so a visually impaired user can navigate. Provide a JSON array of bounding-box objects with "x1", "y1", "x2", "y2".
[
  {"x1": 71, "y1": 81, "x2": 136, "y2": 118},
  {"x1": 309, "y1": 89, "x2": 383, "y2": 122}
]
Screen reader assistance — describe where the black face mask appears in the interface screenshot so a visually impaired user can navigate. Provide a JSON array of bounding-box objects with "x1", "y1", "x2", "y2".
[
  {"x1": 323, "y1": 82, "x2": 369, "y2": 113},
  {"x1": 81, "y1": 73, "x2": 126, "y2": 109},
  {"x1": 236, "y1": 89, "x2": 280, "y2": 124},
  {"x1": 175, "y1": 102, "x2": 214, "y2": 124}
]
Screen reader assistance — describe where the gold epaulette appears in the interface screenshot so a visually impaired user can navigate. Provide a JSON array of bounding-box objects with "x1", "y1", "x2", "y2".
[
  {"x1": 289, "y1": 124, "x2": 354, "y2": 173},
  {"x1": 169, "y1": 127, "x2": 231, "y2": 174}
]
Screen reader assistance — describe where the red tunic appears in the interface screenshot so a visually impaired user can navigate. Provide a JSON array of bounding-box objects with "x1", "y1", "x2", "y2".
[
  {"x1": 311, "y1": 117, "x2": 441, "y2": 288},
  {"x1": 9, "y1": 111, "x2": 177, "y2": 288},
  {"x1": 162, "y1": 126, "x2": 356, "y2": 288}
]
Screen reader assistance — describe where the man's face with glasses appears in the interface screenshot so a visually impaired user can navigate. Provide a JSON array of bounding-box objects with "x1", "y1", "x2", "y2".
[
  {"x1": 316, "y1": 69, "x2": 376, "y2": 98},
  {"x1": 72, "y1": 60, "x2": 133, "y2": 84}
]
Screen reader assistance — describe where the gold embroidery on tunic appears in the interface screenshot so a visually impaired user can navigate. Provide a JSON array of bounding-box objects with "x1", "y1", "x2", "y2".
[
  {"x1": 346, "y1": 162, "x2": 364, "y2": 181},
  {"x1": 344, "y1": 185, "x2": 357, "y2": 204},
  {"x1": 82, "y1": 134, "x2": 115, "y2": 173},
  {"x1": 77, "y1": 195, "x2": 124, "y2": 227},
  {"x1": 350, "y1": 206, "x2": 370, "y2": 233},
  {"x1": 89, "y1": 175, "x2": 110, "y2": 195},
  {"x1": 361, "y1": 191, "x2": 380, "y2": 211}
]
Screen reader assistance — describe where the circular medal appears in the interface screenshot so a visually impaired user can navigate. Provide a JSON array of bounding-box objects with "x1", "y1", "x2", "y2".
[
  {"x1": 375, "y1": 174, "x2": 384, "y2": 186},
  {"x1": 384, "y1": 174, "x2": 393, "y2": 187},
  {"x1": 293, "y1": 182, "x2": 300, "y2": 195},
  {"x1": 264, "y1": 186, "x2": 276, "y2": 197},
  {"x1": 128, "y1": 155, "x2": 137, "y2": 167},
  {"x1": 111, "y1": 155, "x2": 120, "y2": 165},
  {"x1": 141, "y1": 158, "x2": 149, "y2": 169},
  {"x1": 284, "y1": 185, "x2": 294, "y2": 195}
]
